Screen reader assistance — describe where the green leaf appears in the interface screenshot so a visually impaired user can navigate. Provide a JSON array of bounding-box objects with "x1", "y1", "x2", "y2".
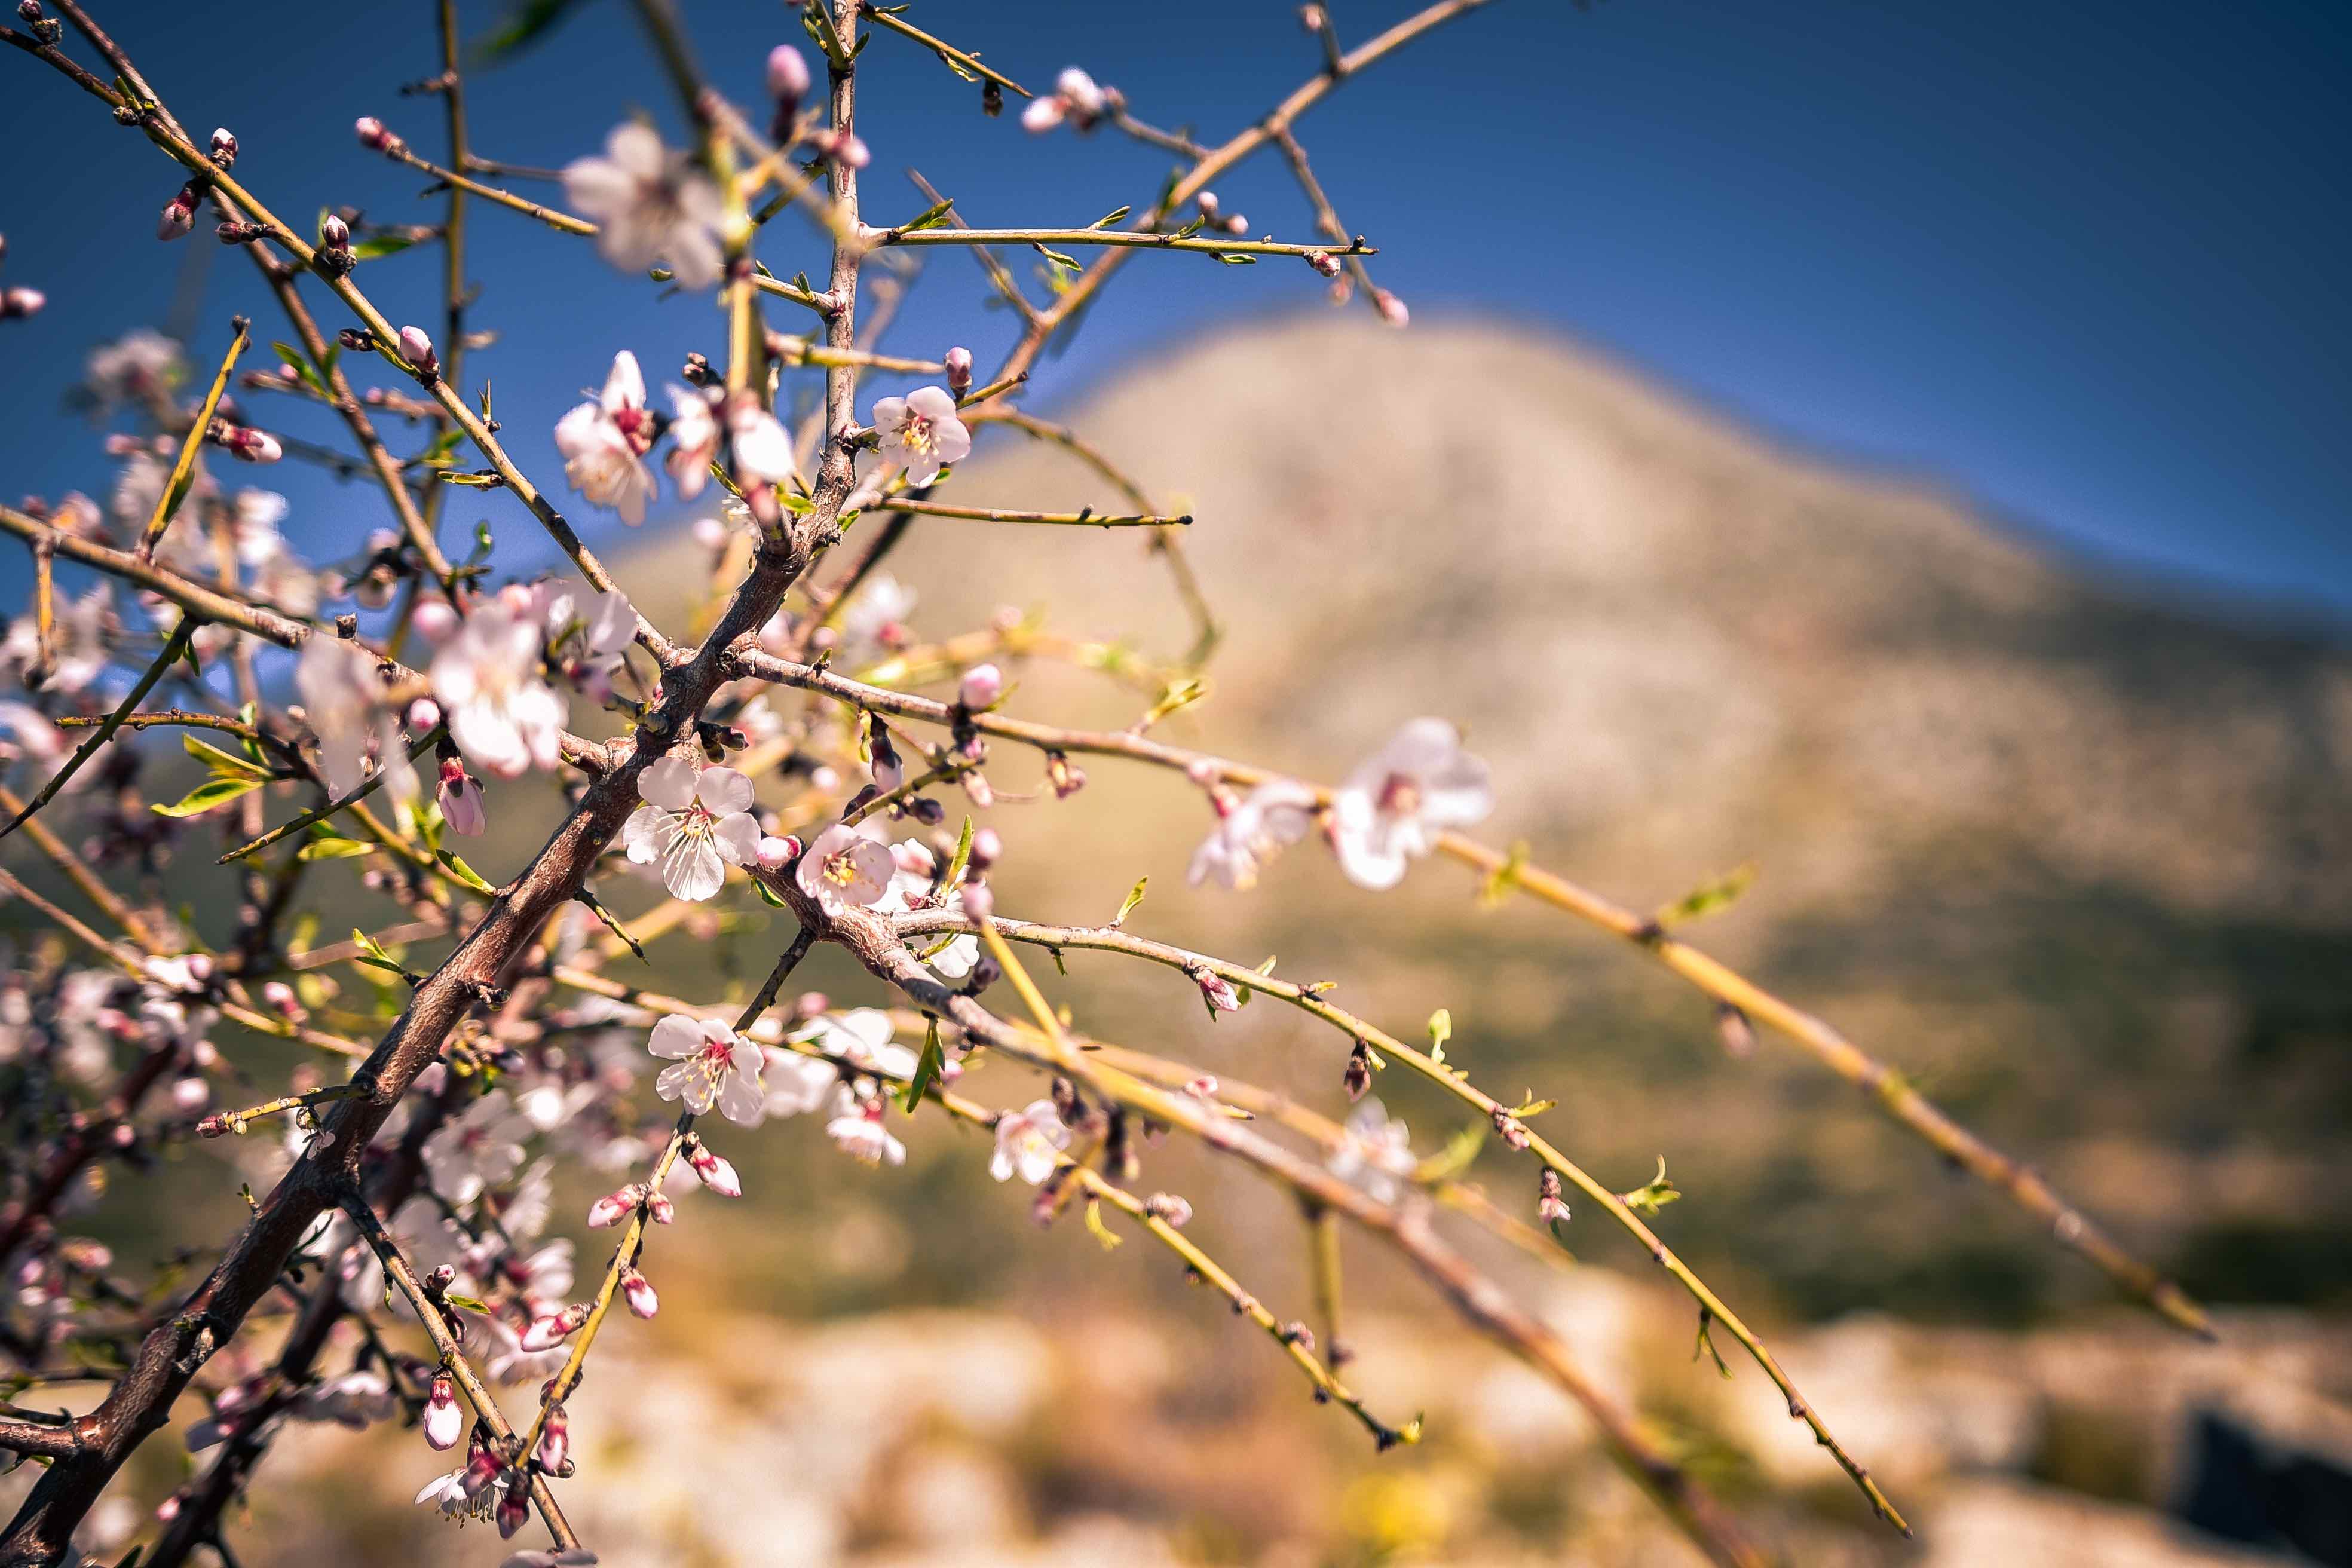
[
  {"x1": 942, "y1": 815, "x2": 976, "y2": 889},
  {"x1": 899, "y1": 1017, "x2": 943, "y2": 1112},
  {"x1": 1212, "y1": 252, "x2": 1259, "y2": 266},
  {"x1": 442, "y1": 1292, "x2": 489, "y2": 1315},
  {"x1": 1089, "y1": 205, "x2": 1132, "y2": 230},
  {"x1": 1111, "y1": 875, "x2": 1148, "y2": 928},
  {"x1": 754, "y1": 876, "x2": 788, "y2": 908},
  {"x1": 297, "y1": 835, "x2": 376, "y2": 862},
  {"x1": 348, "y1": 927, "x2": 410, "y2": 979},
  {"x1": 351, "y1": 231, "x2": 419, "y2": 262},
  {"x1": 1082, "y1": 1199, "x2": 1123, "y2": 1251},
  {"x1": 899, "y1": 197, "x2": 956, "y2": 232},
  {"x1": 270, "y1": 341, "x2": 326, "y2": 396},
  {"x1": 1654, "y1": 863, "x2": 1758, "y2": 929},
  {"x1": 1619, "y1": 1156, "x2": 1682, "y2": 1218},
  {"x1": 1416, "y1": 1121, "x2": 1486, "y2": 1184},
  {"x1": 434, "y1": 850, "x2": 497, "y2": 893},
  {"x1": 183, "y1": 732, "x2": 272, "y2": 782},
  {"x1": 1031, "y1": 243, "x2": 1081, "y2": 272},
  {"x1": 472, "y1": 0, "x2": 587, "y2": 62},
  {"x1": 151, "y1": 774, "x2": 265, "y2": 818},
  {"x1": 1427, "y1": 1007, "x2": 1453, "y2": 1064}
]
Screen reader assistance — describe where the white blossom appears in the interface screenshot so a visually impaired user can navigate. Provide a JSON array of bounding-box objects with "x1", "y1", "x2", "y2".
[
  {"x1": 646, "y1": 1013, "x2": 765, "y2": 1125},
  {"x1": 422, "y1": 1088, "x2": 533, "y2": 1205},
  {"x1": 1328, "y1": 1098, "x2": 1417, "y2": 1205},
  {"x1": 620, "y1": 756, "x2": 760, "y2": 902},
  {"x1": 870, "y1": 385, "x2": 971, "y2": 487},
  {"x1": 562, "y1": 123, "x2": 725, "y2": 289},
  {"x1": 666, "y1": 385, "x2": 719, "y2": 498},
  {"x1": 1189, "y1": 779, "x2": 1318, "y2": 891},
  {"x1": 553, "y1": 351, "x2": 658, "y2": 525},
  {"x1": 825, "y1": 1086, "x2": 905, "y2": 1166},
  {"x1": 1021, "y1": 66, "x2": 1108, "y2": 133},
  {"x1": 761, "y1": 1048, "x2": 838, "y2": 1118},
  {"x1": 794, "y1": 822, "x2": 895, "y2": 914},
  {"x1": 1328, "y1": 718, "x2": 1494, "y2": 889},
  {"x1": 431, "y1": 604, "x2": 566, "y2": 779},
  {"x1": 990, "y1": 1099, "x2": 1070, "y2": 1185},
  {"x1": 800, "y1": 1007, "x2": 917, "y2": 1080},
  {"x1": 295, "y1": 637, "x2": 418, "y2": 803}
]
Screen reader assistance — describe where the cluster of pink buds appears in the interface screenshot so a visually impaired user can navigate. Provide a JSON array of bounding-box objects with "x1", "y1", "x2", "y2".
[
  {"x1": 1195, "y1": 190, "x2": 1250, "y2": 237},
  {"x1": 586, "y1": 1181, "x2": 672, "y2": 1229},
  {"x1": 354, "y1": 115, "x2": 406, "y2": 157}
]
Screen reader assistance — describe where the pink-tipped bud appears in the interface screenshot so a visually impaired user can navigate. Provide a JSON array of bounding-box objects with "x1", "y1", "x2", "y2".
[
  {"x1": 209, "y1": 127, "x2": 238, "y2": 167},
  {"x1": 646, "y1": 1191, "x2": 676, "y2": 1225},
  {"x1": 158, "y1": 186, "x2": 197, "y2": 241},
  {"x1": 957, "y1": 663, "x2": 1003, "y2": 710},
  {"x1": 518, "y1": 1304, "x2": 588, "y2": 1352},
  {"x1": 396, "y1": 324, "x2": 437, "y2": 377},
  {"x1": 218, "y1": 425, "x2": 282, "y2": 463},
  {"x1": 960, "y1": 878, "x2": 994, "y2": 925},
  {"x1": 1537, "y1": 1168, "x2": 1570, "y2": 1226},
  {"x1": 16, "y1": 2, "x2": 42, "y2": 22},
  {"x1": 586, "y1": 1184, "x2": 639, "y2": 1229},
  {"x1": 767, "y1": 44, "x2": 811, "y2": 106},
  {"x1": 261, "y1": 979, "x2": 305, "y2": 1021},
  {"x1": 755, "y1": 834, "x2": 799, "y2": 872},
  {"x1": 337, "y1": 327, "x2": 375, "y2": 351},
  {"x1": 321, "y1": 213, "x2": 351, "y2": 252},
  {"x1": 620, "y1": 1267, "x2": 659, "y2": 1319},
  {"x1": 1145, "y1": 1192, "x2": 1193, "y2": 1228},
  {"x1": 1195, "y1": 969, "x2": 1241, "y2": 1014},
  {"x1": 1306, "y1": 250, "x2": 1342, "y2": 279},
  {"x1": 1372, "y1": 289, "x2": 1410, "y2": 329},
  {"x1": 0, "y1": 287, "x2": 44, "y2": 320},
  {"x1": 688, "y1": 1144, "x2": 742, "y2": 1197},
  {"x1": 535, "y1": 1409, "x2": 569, "y2": 1474},
  {"x1": 437, "y1": 758, "x2": 486, "y2": 837},
  {"x1": 462, "y1": 1444, "x2": 504, "y2": 1497},
  {"x1": 943, "y1": 345, "x2": 973, "y2": 396},
  {"x1": 422, "y1": 1374, "x2": 462, "y2": 1450},
  {"x1": 406, "y1": 696, "x2": 441, "y2": 733},
  {"x1": 354, "y1": 116, "x2": 403, "y2": 155},
  {"x1": 495, "y1": 1484, "x2": 529, "y2": 1539},
  {"x1": 816, "y1": 128, "x2": 869, "y2": 169},
  {"x1": 967, "y1": 826, "x2": 1002, "y2": 873}
]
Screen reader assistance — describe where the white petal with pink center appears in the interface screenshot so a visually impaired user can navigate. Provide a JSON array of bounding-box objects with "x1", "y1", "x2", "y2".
[
  {"x1": 990, "y1": 1098, "x2": 1071, "y2": 1185},
  {"x1": 432, "y1": 604, "x2": 567, "y2": 779},
  {"x1": 1328, "y1": 718, "x2": 1494, "y2": 890},
  {"x1": 869, "y1": 385, "x2": 972, "y2": 487},
  {"x1": 794, "y1": 823, "x2": 895, "y2": 914},
  {"x1": 646, "y1": 1013, "x2": 767, "y2": 1125},
  {"x1": 620, "y1": 756, "x2": 761, "y2": 902}
]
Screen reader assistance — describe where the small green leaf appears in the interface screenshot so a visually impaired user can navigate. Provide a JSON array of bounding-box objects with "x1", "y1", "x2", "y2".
[
  {"x1": 1032, "y1": 243, "x2": 1081, "y2": 271},
  {"x1": 1089, "y1": 205, "x2": 1132, "y2": 230},
  {"x1": 443, "y1": 1293, "x2": 489, "y2": 1315},
  {"x1": 472, "y1": 0, "x2": 587, "y2": 62},
  {"x1": 1427, "y1": 1007, "x2": 1453, "y2": 1064},
  {"x1": 183, "y1": 733, "x2": 272, "y2": 782},
  {"x1": 435, "y1": 850, "x2": 497, "y2": 893},
  {"x1": 942, "y1": 815, "x2": 976, "y2": 889},
  {"x1": 1111, "y1": 875, "x2": 1148, "y2": 928},
  {"x1": 1619, "y1": 1156, "x2": 1682, "y2": 1218},
  {"x1": 351, "y1": 232, "x2": 419, "y2": 261},
  {"x1": 1478, "y1": 840, "x2": 1530, "y2": 909},
  {"x1": 270, "y1": 341, "x2": 326, "y2": 396},
  {"x1": 899, "y1": 197, "x2": 956, "y2": 233},
  {"x1": 899, "y1": 1017, "x2": 944, "y2": 1112},
  {"x1": 348, "y1": 927, "x2": 411, "y2": 979},
  {"x1": 151, "y1": 774, "x2": 265, "y2": 818},
  {"x1": 1082, "y1": 1199, "x2": 1123, "y2": 1251},
  {"x1": 297, "y1": 836, "x2": 375, "y2": 862},
  {"x1": 1654, "y1": 863, "x2": 1758, "y2": 929}
]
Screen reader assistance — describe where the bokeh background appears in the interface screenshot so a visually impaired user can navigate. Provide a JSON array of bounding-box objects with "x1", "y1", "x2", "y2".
[{"x1": 2, "y1": 1, "x2": 2348, "y2": 1565}]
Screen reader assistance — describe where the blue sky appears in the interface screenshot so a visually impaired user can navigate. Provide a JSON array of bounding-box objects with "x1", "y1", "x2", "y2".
[{"x1": 1, "y1": 0, "x2": 2345, "y2": 616}]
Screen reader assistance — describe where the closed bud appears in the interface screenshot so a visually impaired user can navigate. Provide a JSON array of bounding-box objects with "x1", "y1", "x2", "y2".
[
  {"x1": 755, "y1": 833, "x2": 799, "y2": 871},
  {"x1": 966, "y1": 826, "x2": 1002, "y2": 873},
  {"x1": 1306, "y1": 250, "x2": 1342, "y2": 278},
  {"x1": 0, "y1": 287, "x2": 42, "y2": 320},
  {"x1": 959, "y1": 878, "x2": 994, "y2": 925},
  {"x1": 645, "y1": 1191, "x2": 676, "y2": 1225},
  {"x1": 908, "y1": 795, "x2": 945, "y2": 826},
  {"x1": 354, "y1": 116, "x2": 403, "y2": 155},
  {"x1": 422, "y1": 1374, "x2": 462, "y2": 1450},
  {"x1": 1373, "y1": 289, "x2": 1410, "y2": 329},
  {"x1": 321, "y1": 213, "x2": 351, "y2": 252},
  {"x1": 337, "y1": 327, "x2": 375, "y2": 351},
  {"x1": 766, "y1": 44, "x2": 810, "y2": 107},
  {"x1": 957, "y1": 662, "x2": 1002, "y2": 710},
  {"x1": 16, "y1": 2, "x2": 41, "y2": 21},
  {"x1": 1045, "y1": 751, "x2": 1085, "y2": 799},
  {"x1": 1342, "y1": 1039, "x2": 1373, "y2": 1101},
  {"x1": 687, "y1": 1143, "x2": 742, "y2": 1197},
  {"x1": 1144, "y1": 1192, "x2": 1192, "y2": 1228},
  {"x1": 518, "y1": 1303, "x2": 588, "y2": 1352},
  {"x1": 158, "y1": 185, "x2": 197, "y2": 241},
  {"x1": 943, "y1": 345, "x2": 973, "y2": 395},
  {"x1": 1537, "y1": 1168, "x2": 1570, "y2": 1226},
  {"x1": 495, "y1": 1483, "x2": 529, "y2": 1538},
  {"x1": 982, "y1": 81, "x2": 1004, "y2": 117},
  {"x1": 586, "y1": 1184, "x2": 640, "y2": 1229},
  {"x1": 215, "y1": 221, "x2": 260, "y2": 244},
  {"x1": 1491, "y1": 1107, "x2": 1530, "y2": 1150},
  {"x1": 1715, "y1": 1002, "x2": 1756, "y2": 1059},
  {"x1": 396, "y1": 324, "x2": 437, "y2": 377},
  {"x1": 960, "y1": 771, "x2": 994, "y2": 809},
  {"x1": 209, "y1": 127, "x2": 238, "y2": 167},
  {"x1": 535, "y1": 1407, "x2": 571, "y2": 1475},
  {"x1": 620, "y1": 1266, "x2": 659, "y2": 1319}
]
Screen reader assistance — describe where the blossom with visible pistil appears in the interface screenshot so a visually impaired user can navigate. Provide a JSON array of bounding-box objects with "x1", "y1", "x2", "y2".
[
  {"x1": 562, "y1": 122, "x2": 726, "y2": 289},
  {"x1": 431, "y1": 602, "x2": 566, "y2": 779},
  {"x1": 1327, "y1": 718, "x2": 1493, "y2": 890},
  {"x1": 553, "y1": 350, "x2": 657, "y2": 525},
  {"x1": 990, "y1": 1099, "x2": 1070, "y2": 1186},
  {"x1": 869, "y1": 385, "x2": 970, "y2": 486},
  {"x1": 620, "y1": 755, "x2": 761, "y2": 902},
  {"x1": 795, "y1": 822, "x2": 895, "y2": 915},
  {"x1": 646, "y1": 1013, "x2": 766, "y2": 1125}
]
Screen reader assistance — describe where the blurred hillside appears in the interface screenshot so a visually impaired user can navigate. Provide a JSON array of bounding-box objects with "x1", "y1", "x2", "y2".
[{"x1": 828, "y1": 312, "x2": 2352, "y2": 1327}]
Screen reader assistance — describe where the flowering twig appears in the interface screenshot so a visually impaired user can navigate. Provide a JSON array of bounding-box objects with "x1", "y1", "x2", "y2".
[
  {"x1": 134, "y1": 316, "x2": 249, "y2": 560},
  {"x1": 0, "y1": 618, "x2": 195, "y2": 842}
]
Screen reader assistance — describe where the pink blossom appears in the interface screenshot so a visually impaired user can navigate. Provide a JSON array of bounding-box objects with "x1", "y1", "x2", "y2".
[
  {"x1": 646, "y1": 1013, "x2": 766, "y2": 1125},
  {"x1": 989, "y1": 1099, "x2": 1070, "y2": 1186},
  {"x1": 794, "y1": 822, "x2": 895, "y2": 914},
  {"x1": 553, "y1": 350, "x2": 656, "y2": 524},
  {"x1": 1328, "y1": 719, "x2": 1492, "y2": 890},
  {"x1": 869, "y1": 385, "x2": 971, "y2": 486}
]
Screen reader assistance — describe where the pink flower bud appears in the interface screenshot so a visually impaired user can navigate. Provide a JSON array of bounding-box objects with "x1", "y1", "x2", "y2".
[
  {"x1": 620, "y1": 1267, "x2": 659, "y2": 1319},
  {"x1": 943, "y1": 346, "x2": 973, "y2": 396},
  {"x1": 438, "y1": 758, "x2": 486, "y2": 837},
  {"x1": 261, "y1": 979, "x2": 304, "y2": 1020},
  {"x1": 409, "y1": 597, "x2": 458, "y2": 644},
  {"x1": 422, "y1": 1374, "x2": 462, "y2": 1450},
  {"x1": 221, "y1": 425, "x2": 282, "y2": 463},
  {"x1": 959, "y1": 878, "x2": 994, "y2": 925},
  {"x1": 755, "y1": 834, "x2": 798, "y2": 871},
  {"x1": 967, "y1": 826, "x2": 1002, "y2": 872},
  {"x1": 586, "y1": 1184, "x2": 639, "y2": 1229},
  {"x1": 406, "y1": 697, "x2": 441, "y2": 733},
  {"x1": 1306, "y1": 250, "x2": 1342, "y2": 278},
  {"x1": 354, "y1": 116, "x2": 403, "y2": 155},
  {"x1": 321, "y1": 213, "x2": 351, "y2": 251},
  {"x1": 767, "y1": 44, "x2": 810, "y2": 106},
  {"x1": 496, "y1": 1484, "x2": 529, "y2": 1539},
  {"x1": 396, "y1": 324, "x2": 437, "y2": 376},
  {"x1": 1373, "y1": 289, "x2": 1410, "y2": 329},
  {"x1": 645, "y1": 1191, "x2": 676, "y2": 1225},
  {"x1": 1195, "y1": 970, "x2": 1241, "y2": 1013},
  {"x1": 1145, "y1": 1192, "x2": 1193, "y2": 1228},
  {"x1": 158, "y1": 186, "x2": 197, "y2": 241},
  {"x1": 518, "y1": 1304, "x2": 587, "y2": 1352},
  {"x1": 171, "y1": 1075, "x2": 209, "y2": 1112},
  {"x1": 0, "y1": 287, "x2": 44, "y2": 320},
  {"x1": 535, "y1": 1409, "x2": 569, "y2": 1474},
  {"x1": 688, "y1": 1144, "x2": 742, "y2": 1197},
  {"x1": 209, "y1": 127, "x2": 238, "y2": 166},
  {"x1": 957, "y1": 663, "x2": 1003, "y2": 710}
]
